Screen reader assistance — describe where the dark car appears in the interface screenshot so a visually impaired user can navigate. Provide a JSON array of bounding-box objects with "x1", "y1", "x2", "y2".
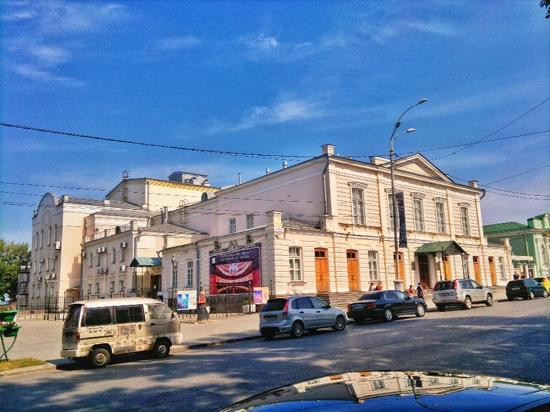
[
  {"x1": 506, "y1": 278, "x2": 549, "y2": 300},
  {"x1": 347, "y1": 290, "x2": 426, "y2": 323}
]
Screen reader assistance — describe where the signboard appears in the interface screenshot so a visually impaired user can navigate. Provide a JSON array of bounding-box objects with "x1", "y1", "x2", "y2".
[
  {"x1": 177, "y1": 290, "x2": 197, "y2": 311},
  {"x1": 210, "y1": 246, "x2": 261, "y2": 295},
  {"x1": 253, "y1": 287, "x2": 269, "y2": 304},
  {"x1": 396, "y1": 192, "x2": 408, "y2": 248}
]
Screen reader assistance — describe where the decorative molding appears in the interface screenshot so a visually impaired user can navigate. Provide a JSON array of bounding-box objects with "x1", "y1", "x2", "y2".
[
  {"x1": 411, "y1": 192, "x2": 426, "y2": 199},
  {"x1": 433, "y1": 197, "x2": 446, "y2": 203},
  {"x1": 458, "y1": 202, "x2": 470, "y2": 207},
  {"x1": 348, "y1": 181, "x2": 369, "y2": 189}
]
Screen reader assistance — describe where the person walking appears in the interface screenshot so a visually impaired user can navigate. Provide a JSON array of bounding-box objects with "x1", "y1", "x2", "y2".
[
  {"x1": 375, "y1": 281, "x2": 384, "y2": 291},
  {"x1": 407, "y1": 284, "x2": 415, "y2": 297},
  {"x1": 197, "y1": 289, "x2": 209, "y2": 322},
  {"x1": 369, "y1": 283, "x2": 375, "y2": 291},
  {"x1": 513, "y1": 271, "x2": 520, "y2": 280},
  {"x1": 416, "y1": 283, "x2": 424, "y2": 299}
]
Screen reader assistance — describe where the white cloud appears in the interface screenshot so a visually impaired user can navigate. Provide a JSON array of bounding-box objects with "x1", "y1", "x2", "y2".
[
  {"x1": 29, "y1": 45, "x2": 71, "y2": 66},
  {"x1": 12, "y1": 64, "x2": 83, "y2": 87},
  {"x1": 403, "y1": 20, "x2": 457, "y2": 36},
  {"x1": 245, "y1": 34, "x2": 279, "y2": 52},
  {"x1": 211, "y1": 98, "x2": 324, "y2": 133},
  {"x1": 154, "y1": 36, "x2": 201, "y2": 51},
  {"x1": 358, "y1": 18, "x2": 457, "y2": 45}
]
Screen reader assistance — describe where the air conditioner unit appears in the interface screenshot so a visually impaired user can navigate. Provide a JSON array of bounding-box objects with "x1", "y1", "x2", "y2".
[
  {"x1": 51, "y1": 274, "x2": 56, "y2": 279},
  {"x1": 101, "y1": 247, "x2": 106, "y2": 253},
  {"x1": 104, "y1": 267, "x2": 109, "y2": 274},
  {"x1": 54, "y1": 241, "x2": 61, "y2": 250},
  {"x1": 120, "y1": 241, "x2": 128, "y2": 248},
  {"x1": 37, "y1": 276, "x2": 42, "y2": 281},
  {"x1": 96, "y1": 247, "x2": 101, "y2": 254},
  {"x1": 120, "y1": 265, "x2": 127, "y2": 273},
  {"x1": 82, "y1": 251, "x2": 87, "y2": 258}
]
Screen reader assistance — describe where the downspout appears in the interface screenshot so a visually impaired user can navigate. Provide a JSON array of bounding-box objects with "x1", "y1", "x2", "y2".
[
  {"x1": 195, "y1": 241, "x2": 201, "y2": 303},
  {"x1": 322, "y1": 154, "x2": 330, "y2": 215}
]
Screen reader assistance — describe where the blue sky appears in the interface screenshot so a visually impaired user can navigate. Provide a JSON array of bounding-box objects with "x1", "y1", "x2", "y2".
[{"x1": 1, "y1": 0, "x2": 549, "y2": 244}]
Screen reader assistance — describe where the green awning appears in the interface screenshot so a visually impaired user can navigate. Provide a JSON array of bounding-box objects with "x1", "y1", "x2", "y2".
[
  {"x1": 129, "y1": 257, "x2": 162, "y2": 267},
  {"x1": 415, "y1": 241, "x2": 467, "y2": 255}
]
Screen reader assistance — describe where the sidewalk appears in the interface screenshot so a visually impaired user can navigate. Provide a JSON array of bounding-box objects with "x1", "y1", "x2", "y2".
[{"x1": 7, "y1": 313, "x2": 261, "y2": 363}]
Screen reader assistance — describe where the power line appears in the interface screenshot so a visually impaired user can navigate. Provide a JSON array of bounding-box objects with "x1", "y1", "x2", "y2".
[
  {"x1": 447, "y1": 175, "x2": 550, "y2": 197},
  {"x1": 0, "y1": 122, "x2": 312, "y2": 160},
  {"x1": 433, "y1": 96, "x2": 550, "y2": 160},
  {"x1": 485, "y1": 163, "x2": 550, "y2": 185}
]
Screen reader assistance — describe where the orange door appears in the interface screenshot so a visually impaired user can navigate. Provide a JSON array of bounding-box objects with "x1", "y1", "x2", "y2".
[
  {"x1": 347, "y1": 250, "x2": 360, "y2": 292},
  {"x1": 443, "y1": 255, "x2": 452, "y2": 280},
  {"x1": 488, "y1": 257, "x2": 497, "y2": 286},
  {"x1": 315, "y1": 248, "x2": 330, "y2": 293},
  {"x1": 393, "y1": 252, "x2": 405, "y2": 280},
  {"x1": 473, "y1": 256, "x2": 482, "y2": 284}
]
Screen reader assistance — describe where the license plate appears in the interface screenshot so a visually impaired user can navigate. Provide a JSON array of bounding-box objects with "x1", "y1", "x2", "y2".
[
  {"x1": 511, "y1": 287, "x2": 519, "y2": 290},
  {"x1": 263, "y1": 315, "x2": 276, "y2": 322},
  {"x1": 353, "y1": 304, "x2": 364, "y2": 310}
]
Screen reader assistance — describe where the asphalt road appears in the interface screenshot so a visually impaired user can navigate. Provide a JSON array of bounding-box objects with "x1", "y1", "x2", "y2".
[{"x1": 2, "y1": 298, "x2": 549, "y2": 411}]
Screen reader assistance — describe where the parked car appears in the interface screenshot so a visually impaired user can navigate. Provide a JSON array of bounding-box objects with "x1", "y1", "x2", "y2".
[
  {"x1": 433, "y1": 279, "x2": 493, "y2": 311},
  {"x1": 533, "y1": 276, "x2": 550, "y2": 293},
  {"x1": 259, "y1": 296, "x2": 347, "y2": 339},
  {"x1": 506, "y1": 279, "x2": 549, "y2": 300},
  {"x1": 61, "y1": 297, "x2": 183, "y2": 367},
  {"x1": 347, "y1": 290, "x2": 427, "y2": 323}
]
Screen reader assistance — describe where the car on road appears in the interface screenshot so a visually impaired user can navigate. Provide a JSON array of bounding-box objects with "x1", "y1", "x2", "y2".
[
  {"x1": 533, "y1": 276, "x2": 550, "y2": 293},
  {"x1": 433, "y1": 279, "x2": 493, "y2": 311},
  {"x1": 506, "y1": 279, "x2": 549, "y2": 301},
  {"x1": 347, "y1": 290, "x2": 427, "y2": 323},
  {"x1": 259, "y1": 296, "x2": 347, "y2": 339},
  {"x1": 61, "y1": 297, "x2": 183, "y2": 367}
]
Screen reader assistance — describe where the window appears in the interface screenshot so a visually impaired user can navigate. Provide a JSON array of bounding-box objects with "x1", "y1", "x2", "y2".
[
  {"x1": 309, "y1": 297, "x2": 328, "y2": 309},
  {"x1": 246, "y1": 214, "x2": 254, "y2": 229},
  {"x1": 462, "y1": 255, "x2": 470, "y2": 278},
  {"x1": 111, "y1": 248, "x2": 116, "y2": 264},
  {"x1": 292, "y1": 297, "x2": 313, "y2": 309},
  {"x1": 110, "y1": 280, "x2": 115, "y2": 293},
  {"x1": 388, "y1": 194, "x2": 399, "y2": 230},
  {"x1": 351, "y1": 187, "x2": 365, "y2": 225},
  {"x1": 229, "y1": 218, "x2": 236, "y2": 234},
  {"x1": 84, "y1": 307, "x2": 112, "y2": 326},
  {"x1": 115, "y1": 306, "x2": 130, "y2": 323},
  {"x1": 54, "y1": 224, "x2": 57, "y2": 242},
  {"x1": 147, "y1": 304, "x2": 173, "y2": 320},
  {"x1": 186, "y1": 260, "x2": 193, "y2": 288},
  {"x1": 386, "y1": 290, "x2": 406, "y2": 300},
  {"x1": 499, "y1": 257, "x2": 506, "y2": 280},
  {"x1": 119, "y1": 280, "x2": 124, "y2": 292},
  {"x1": 40, "y1": 229, "x2": 43, "y2": 248},
  {"x1": 48, "y1": 226, "x2": 52, "y2": 246},
  {"x1": 121, "y1": 247, "x2": 126, "y2": 262},
  {"x1": 435, "y1": 202, "x2": 446, "y2": 233},
  {"x1": 37, "y1": 285, "x2": 41, "y2": 297},
  {"x1": 96, "y1": 253, "x2": 101, "y2": 267},
  {"x1": 393, "y1": 290, "x2": 408, "y2": 300},
  {"x1": 89, "y1": 253, "x2": 93, "y2": 268},
  {"x1": 45, "y1": 258, "x2": 49, "y2": 272},
  {"x1": 368, "y1": 251, "x2": 379, "y2": 280},
  {"x1": 289, "y1": 247, "x2": 302, "y2": 281},
  {"x1": 65, "y1": 304, "x2": 82, "y2": 329},
  {"x1": 95, "y1": 282, "x2": 100, "y2": 294},
  {"x1": 115, "y1": 305, "x2": 144, "y2": 323},
  {"x1": 172, "y1": 262, "x2": 178, "y2": 288},
  {"x1": 372, "y1": 380, "x2": 385, "y2": 390},
  {"x1": 413, "y1": 198, "x2": 425, "y2": 232},
  {"x1": 35, "y1": 232, "x2": 39, "y2": 250},
  {"x1": 461, "y1": 207, "x2": 470, "y2": 236},
  {"x1": 541, "y1": 243, "x2": 549, "y2": 266}
]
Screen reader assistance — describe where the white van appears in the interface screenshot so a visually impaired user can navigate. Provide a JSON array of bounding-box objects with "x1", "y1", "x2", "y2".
[{"x1": 61, "y1": 297, "x2": 183, "y2": 367}]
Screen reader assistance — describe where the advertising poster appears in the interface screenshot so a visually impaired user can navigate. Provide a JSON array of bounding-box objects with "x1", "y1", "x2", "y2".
[
  {"x1": 253, "y1": 287, "x2": 269, "y2": 304},
  {"x1": 177, "y1": 290, "x2": 197, "y2": 311},
  {"x1": 210, "y1": 246, "x2": 261, "y2": 295}
]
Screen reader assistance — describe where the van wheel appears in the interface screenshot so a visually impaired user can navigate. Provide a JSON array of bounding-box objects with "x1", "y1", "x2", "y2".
[
  {"x1": 291, "y1": 321, "x2": 304, "y2": 338},
  {"x1": 89, "y1": 347, "x2": 110, "y2": 368},
  {"x1": 153, "y1": 339, "x2": 171, "y2": 358}
]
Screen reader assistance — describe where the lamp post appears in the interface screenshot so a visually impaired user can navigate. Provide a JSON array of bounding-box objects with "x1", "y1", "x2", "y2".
[{"x1": 388, "y1": 98, "x2": 427, "y2": 287}]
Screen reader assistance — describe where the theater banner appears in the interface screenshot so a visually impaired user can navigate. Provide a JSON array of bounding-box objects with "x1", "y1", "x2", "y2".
[{"x1": 210, "y1": 246, "x2": 261, "y2": 295}]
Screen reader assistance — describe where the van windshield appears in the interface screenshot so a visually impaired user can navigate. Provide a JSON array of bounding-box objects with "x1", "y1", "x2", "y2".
[{"x1": 64, "y1": 304, "x2": 83, "y2": 329}]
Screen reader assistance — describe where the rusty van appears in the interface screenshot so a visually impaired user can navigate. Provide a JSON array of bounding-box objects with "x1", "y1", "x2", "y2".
[{"x1": 61, "y1": 297, "x2": 183, "y2": 367}]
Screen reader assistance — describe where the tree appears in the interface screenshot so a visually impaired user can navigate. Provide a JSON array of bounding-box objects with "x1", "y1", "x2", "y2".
[
  {"x1": 0, "y1": 239, "x2": 30, "y2": 298},
  {"x1": 541, "y1": 0, "x2": 550, "y2": 19}
]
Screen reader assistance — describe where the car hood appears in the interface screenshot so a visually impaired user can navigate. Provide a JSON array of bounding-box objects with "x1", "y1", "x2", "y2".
[{"x1": 219, "y1": 370, "x2": 549, "y2": 411}]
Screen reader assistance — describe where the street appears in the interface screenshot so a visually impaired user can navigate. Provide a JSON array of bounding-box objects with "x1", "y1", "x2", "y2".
[{"x1": 1, "y1": 298, "x2": 549, "y2": 411}]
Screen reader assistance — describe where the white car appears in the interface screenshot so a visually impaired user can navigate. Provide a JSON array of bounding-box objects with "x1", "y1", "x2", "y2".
[{"x1": 433, "y1": 279, "x2": 493, "y2": 311}]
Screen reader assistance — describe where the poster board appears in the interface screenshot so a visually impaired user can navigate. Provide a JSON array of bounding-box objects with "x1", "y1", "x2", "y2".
[
  {"x1": 209, "y1": 246, "x2": 261, "y2": 295},
  {"x1": 177, "y1": 290, "x2": 197, "y2": 311},
  {"x1": 253, "y1": 287, "x2": 269, "y2": 304}
]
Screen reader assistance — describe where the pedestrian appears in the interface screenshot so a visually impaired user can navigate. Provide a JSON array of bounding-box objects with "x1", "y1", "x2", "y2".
[
  {"x1": 521, "y1": 274, "x2": 527, "y2": 279},
  {"x1": 416, "y1": 283, "x2": 424, "y2": 299},
  {"x1": 369, "y1": 282, "x2": 375, "y2": 291},
  {"x1": 197, "y1": 289, "x2": 209, "y2": 321},
  {"x1": 407, "y1": 284, "x2": 415, "y2": 297},
  {"x1": 513, "y1": 271, "x2": 519, "y2": 280},
  {"x1": 375, "y1": 281, "x2": 384, "y2": 291}
]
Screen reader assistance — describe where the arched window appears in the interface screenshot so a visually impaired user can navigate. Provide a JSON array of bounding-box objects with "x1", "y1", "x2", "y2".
[{"x1": 542, "y1": 243, "x2": 549, "y2": 266}]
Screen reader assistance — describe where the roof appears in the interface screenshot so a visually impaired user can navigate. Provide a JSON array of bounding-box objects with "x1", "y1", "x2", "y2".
[
  {"x1": 93, "y1": 209, "x2": 152, "y2": 218},
  {"x1": 415, "y1": 241, "x2": 467, "y2": 255},
  {"x1": 483, "y1": 222, "x2": 528, "y2": 234},
  {"x1": 65, "y1": 197, "x2": 141, "y2": 209},
  {"x1": 72, "y1": 297, "x2": 162, "y2": 307},
  {"x1": 129, "y1": 257, "x2": 162, "y2": 267},
  {"x1": 140, "y1": 223, "x2": 203, "y2": 235},
  {"x1": 282, "y1": 218, "x2": 323, "y2": 231},
  {"x1": 106, "y1": 177, "x2": 219, "y2": 199}
]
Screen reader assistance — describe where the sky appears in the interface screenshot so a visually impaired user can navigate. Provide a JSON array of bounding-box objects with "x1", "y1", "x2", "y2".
[{"x1": 1, "y1": 0, "x2": 549, "y2": 244}]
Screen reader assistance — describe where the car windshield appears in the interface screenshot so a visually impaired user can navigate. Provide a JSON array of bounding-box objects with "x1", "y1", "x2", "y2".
[
  {"x1": 434, "y1": 281, "x2": 454, "y2": 291},
  {"x1": 359, "y1": 292, "x2": 384, "y2": 301},
  {"x1": 261, "y1": 299, "x2": 287, "y2": 312}
]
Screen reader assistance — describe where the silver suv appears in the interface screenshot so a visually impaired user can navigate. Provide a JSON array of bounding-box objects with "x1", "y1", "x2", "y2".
[
  {"x1": 433, "y1": 279, "x2": 494, "y2": 311},
  {"x1": 259, "y1": 296, "x2": 347, "y2": 339}
]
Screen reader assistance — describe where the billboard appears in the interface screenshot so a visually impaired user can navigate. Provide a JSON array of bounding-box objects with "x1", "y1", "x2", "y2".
[
  {"x1": 177, "y1": 290, "x2": 197, "y2": 311},
  {"x1": 210, "y1": 246, "x2": 261, "y2": 295},
  {"x1": 396, "y1": 192, "x2": 408, "y2": 248},
  {"x1": 253, "y1": 287, "x2": 269, "y2": 304}
]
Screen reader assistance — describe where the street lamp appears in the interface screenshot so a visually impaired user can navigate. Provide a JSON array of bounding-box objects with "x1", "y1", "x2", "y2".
[{"x1": 388, "y1": 99, "x2": 427, "y2": 288}]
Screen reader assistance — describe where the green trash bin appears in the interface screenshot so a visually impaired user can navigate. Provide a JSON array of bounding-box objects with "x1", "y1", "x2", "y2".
[{"x1": 0, "y1": 310, "x2": 17, "y2": 323}]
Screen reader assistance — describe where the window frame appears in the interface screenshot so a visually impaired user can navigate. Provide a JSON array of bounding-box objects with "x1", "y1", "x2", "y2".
[
  {"x1": 351, "y1": 187, "x2": 366, "y2": 225},
  {"x1": 368, "y1": 250, "x2": 379, "y2": 280},
  {"x1": 111, "y1": 247, "x2": 117, "y2": 264},
  {"x1": 435, "y1": 202, "x2": 446, "y2": 233},
  {"x1": 461, "y1": 207, "x2": 470, "y2": 237},
  {"x1": 246, "y1": 214, "x2": 254, "y2": 229},
  {"x1": 186, "y1": 260, "x2": 194, "y2": 288},
  {"x1": 289, "y1": 247, "x2": 302, "y2": 281},
  {"x1": 413, "y1": 197, "x2": 425, "y2": 232},
  {"x1": 83, "y1": 307, "x2": 112, "y2": 327},
  {"x1": 229, "y1": 218, "x2": 236, "y2": 234}
]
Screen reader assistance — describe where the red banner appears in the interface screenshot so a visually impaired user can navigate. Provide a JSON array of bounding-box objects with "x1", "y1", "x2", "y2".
[{"x1": 209, "y1": 246, "x2": 261, "y2": 294}]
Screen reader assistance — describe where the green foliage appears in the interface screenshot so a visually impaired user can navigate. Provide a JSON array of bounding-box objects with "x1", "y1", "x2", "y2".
[
  {"x1": 541, "y1": 0, "x2": 550, "y2": 19},
  {"x1": 0, "y1": 239, "x2": 30, "y2": 298}
]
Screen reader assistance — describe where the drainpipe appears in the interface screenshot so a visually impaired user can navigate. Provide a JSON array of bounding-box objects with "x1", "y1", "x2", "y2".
[
  {"x1": 322, "y1": 154, "x2": 330, "y2": 215},
  {"x1": 195, "y1": 241, "x2": 201, "y2": 303}
]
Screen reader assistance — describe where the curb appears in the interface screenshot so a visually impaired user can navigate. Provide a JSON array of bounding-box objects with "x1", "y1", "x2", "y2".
[
  {"x1": 0, "y1": 362, "x2": 56, "y2": 378},
  {"x1": 172, "y1": 334, "x2": 262, "y2": 352}
]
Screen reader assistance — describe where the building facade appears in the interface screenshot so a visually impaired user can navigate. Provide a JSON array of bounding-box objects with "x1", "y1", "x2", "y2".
[
  {"x1": 161, "y1": 145, "x2": 513, "y2": 306},
  {"x1": 484, "y1": 212, "x2": 550, "y2": 277}
]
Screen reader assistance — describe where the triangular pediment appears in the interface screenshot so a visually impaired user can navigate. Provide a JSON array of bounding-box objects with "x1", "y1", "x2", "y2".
[{"x1": 393, "y1": 154, "x2": 453, "y2": 183}]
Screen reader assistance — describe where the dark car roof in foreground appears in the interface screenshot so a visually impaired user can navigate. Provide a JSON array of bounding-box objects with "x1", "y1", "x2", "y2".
[{"x1": 219, "y1": 370, "x2": 550, "y2": 412}]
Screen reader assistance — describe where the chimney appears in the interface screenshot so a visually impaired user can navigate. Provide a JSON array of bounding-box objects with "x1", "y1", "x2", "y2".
[
  {"x1": 164, "y1": 207, "x2": 169, "y2": 224},
  {"x1": 282, "y1": 161, "x2": 288, "y2": 169},
  {"x1": 265, "y1": 168, "x2": 271, "y2": 175},
  {"x1": 268, "y1": 210, "x2": 283, "y2": 229},
  {"x1": 62, "y1": 195, "x2": 69, "y2": 202},
  {"x1": 468, "y1": 180, "x2": 479, "y2": 188},
  {"x1": 321, "y1": 144, "x2": 335, "y2": 156}
]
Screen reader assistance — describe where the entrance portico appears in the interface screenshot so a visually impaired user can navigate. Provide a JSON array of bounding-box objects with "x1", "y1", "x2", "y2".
[{"x1": 415, "y1": 241, "x2": 468, "y2": 288}]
